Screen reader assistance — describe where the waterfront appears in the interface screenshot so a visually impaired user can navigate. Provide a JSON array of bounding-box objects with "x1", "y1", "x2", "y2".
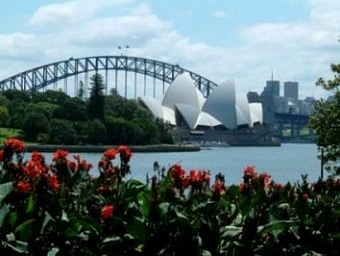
[{"x1": 42, "y1": 143, "x2": 322, "y2": 185}]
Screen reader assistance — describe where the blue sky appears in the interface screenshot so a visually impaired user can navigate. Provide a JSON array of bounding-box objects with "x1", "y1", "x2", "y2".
[{"x1": 0, "y1": 0, "x2": 339, "y2": 98}]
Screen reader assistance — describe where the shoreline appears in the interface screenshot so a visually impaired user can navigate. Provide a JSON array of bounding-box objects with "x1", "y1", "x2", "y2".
[{"x1": 23, "y1": 144, "x2": 201, "y2": 153}]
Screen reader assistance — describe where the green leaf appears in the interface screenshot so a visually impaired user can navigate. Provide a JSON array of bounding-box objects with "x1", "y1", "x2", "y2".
[
  {"x1": 158, "y1": 202, "x2": 170, "y2": 215},
  {"x1": 40, "y1": 211, "x2": 54, "y2": 234},
  {"x1": 25, "y1": 194, "x2": 35, "y2": 215},
  {"x1": 15, "y1": 219, "x2": 36, "y2": 241},
  {"x1": 0, "y1": 182, "x2": 13, "y2": 204},
  {"x1": 137, "y1": 191, "x2": 150, "y2": 216},
  {"x1": 126, "y1": 216, "x2": 145, "y2": 242},
  {"x1": 220, "y1": 225, "x2": 242, "y2": 238},
  {"x1": 257, "y1": 220, "x2": 300, "y2": 236},
  {"x1": 47, "y1": 247, "x2": 60, "y2": 256},
  {"x1": 0, "y1": 204, "x2": 10, "y2": 227},
  {"x1": 175, "y1": 209, "x2": 189, "y2": 226},
  {"x1": 4, "y1": 240, "x2": 28, "y2": 254},
  {"x1": 202, "y1": 250, "x2": 212, "y2": 256},
  {"x1": 103, "y1": 236, "x2": 122, "y2": 243},
  {"x1": 61, "y1": 210, "x2": 69, "y2": 222},
  {"x1": 8, "y1": 211, "x2": 18, "y2": 228}
]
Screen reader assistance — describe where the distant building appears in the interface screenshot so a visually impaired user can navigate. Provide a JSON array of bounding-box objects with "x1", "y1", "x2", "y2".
[
  {"x1": 275, "y1": 97, "x2": 289, "y2": 113},
  {"x1": 263, "y1": 80, "x2": 280, "y2": 97},
  {"x1": 259, "y1": 80, "x2": 280, "y2": 123},
  {"x1": 247, "y1": 91, "x2": 260, "y2": 103},
  {"x1": 284, "y1": 81, "x2": 298, "y2": 100}
]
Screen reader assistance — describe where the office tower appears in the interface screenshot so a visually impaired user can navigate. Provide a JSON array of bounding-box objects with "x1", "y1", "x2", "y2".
[
  {"x1": 263, "y1": 80, "x2": 280, "y2": 97},
  {"x1": 284, "y1": 81, "x2": 298, "y2": 100}
]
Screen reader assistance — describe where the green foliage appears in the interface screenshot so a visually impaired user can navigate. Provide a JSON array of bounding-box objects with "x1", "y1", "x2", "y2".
[
  {"x1": 2, "y1": 89, "x2": 30, "y2": 102},
  {"x1": 310, "y1": 64, "x2": 340, "y2": 175},
  {"x1": 22, "y1": 112, "x2": 49, "y2": 141},
  {"x1": 104, "y1": 117, "x2": 139, "y2": 145},
  {"x1": 0, "y1": 106, "x2": 9, "y2": 127},
  {"x1": 1, "y1": 78, "x2": 168, "y2": 145},
  {"x1": 83, "y1": 119, "x2": 107, "y2": 144},
  {"x1": 47, "y1": 119, "x2": 78, "y2": 144},
  {"x1": 60, "y1": 97, "x2": 88, "y2": 121},
  {"x1": 0, "y1": 138, "x2": 339, "y2": 255},
  {"x1": 0, "y1": 128, "x2": 22, "y2": 144},
  {"x1": 88, "y1": 73, "x2": 105, "y2": 120}
]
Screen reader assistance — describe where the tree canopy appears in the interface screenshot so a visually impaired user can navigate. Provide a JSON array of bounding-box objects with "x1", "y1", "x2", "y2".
[
  {"x1": 309, "y1": 63, "x2": 340, "y2": 175},
  {"x1": 0, "y1": 74, "x2": 174, "y2": 145}
]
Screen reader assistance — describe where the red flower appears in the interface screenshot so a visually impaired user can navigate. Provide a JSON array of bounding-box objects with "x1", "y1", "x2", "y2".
[
  {"x1": 259, "y1": 172, "x2": 271, "y2": 187},
  {"x1": 53, "y1": 149, "x2": 69, "y2": 161},
  {"x1": 17, "y1": 181, "x2": 32, "y2": 193},
  {"x1": 212, "y1": 180, "x2": 225, "y2": 195},
  {"x1": 0, "y1": 149, "x2": 4, "y2": 162},
  {"x1": 239, "y1": 182, "x2": 248, "y2": 192},
  {"x1": 118, "y1": 145, "x2": 133, "y2": 162},
  {"x1": 101, "y1": 205, "x2": 116, "y2": 219},
  {"x1": 243, "y1": 166, "x2": 256, "y2": 179},
  {"x1": 182, "y1": 176, "x2": 191, "y2": 188},
  {"x1": 31, "y1": 151, "x2": 43, "y2": 163},
  {"x1": 104, "y1": 148, "x2": 117, "y2": 160},
  {"x1": 4, "y1": 138, "x2": 25, "y2": 153},
  {"x1": 79, "y1": 159, "x2": 93, "y2": 172},
  {"x1": 48, "y1": 175, "x2": 59, "y2": 191},
  {"x1": 68, "y1": 161, "x2": 78, "y2": 172},
  {"x1": 171, "y1": 164, "x2": 185, "y2": 180},
  {"x1": 98, "y1": 159, "x2": 107, "y2": 168},
  {"x1": 23, "y1": 160, "x2": 43, "y2": 179},
  {"x1": 187, "y1": 170, "x2": 210, "y2": 186}
]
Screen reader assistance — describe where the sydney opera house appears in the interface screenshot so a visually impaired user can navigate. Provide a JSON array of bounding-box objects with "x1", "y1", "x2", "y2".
[{"x1": 138, "y1": 73, "x2": 278, "y2": 146}]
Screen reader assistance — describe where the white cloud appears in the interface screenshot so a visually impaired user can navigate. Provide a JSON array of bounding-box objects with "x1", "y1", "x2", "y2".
[
  {"x1": 0, "y1": 0, "x2": 339, "y2": 100},
  {"x1": 29, "y1": 0, "x2": 134, "y2": 28}
]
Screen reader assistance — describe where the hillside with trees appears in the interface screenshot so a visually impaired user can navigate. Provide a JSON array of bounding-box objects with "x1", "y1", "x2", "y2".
[{"x1": 0, "y1": 73, "x2": 173, "y2": 145}]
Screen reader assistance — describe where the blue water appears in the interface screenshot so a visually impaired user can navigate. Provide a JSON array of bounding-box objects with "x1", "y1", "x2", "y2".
[{"x1": 41, "y1": 143, "x2": 321, "y2": 185}]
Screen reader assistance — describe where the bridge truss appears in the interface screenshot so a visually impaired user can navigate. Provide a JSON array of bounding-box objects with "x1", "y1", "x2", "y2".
[{"x1": 0, "y1": 56, "x2": 218, "y2": 98}]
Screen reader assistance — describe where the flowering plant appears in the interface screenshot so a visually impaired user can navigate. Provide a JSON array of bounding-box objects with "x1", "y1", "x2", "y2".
[{"x1": 0, "y1": 138, "x2": 339, "y2": 255}]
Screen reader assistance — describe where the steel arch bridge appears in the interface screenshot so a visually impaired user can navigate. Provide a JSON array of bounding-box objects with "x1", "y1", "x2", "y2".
[{"x1": 0, "y1": 55, "x2": 218, "y2": 98}]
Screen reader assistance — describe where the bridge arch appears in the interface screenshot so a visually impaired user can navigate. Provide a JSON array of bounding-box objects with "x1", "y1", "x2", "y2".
[{"x1": 0, "y1": 55, "x2": 218, "y2": 98}]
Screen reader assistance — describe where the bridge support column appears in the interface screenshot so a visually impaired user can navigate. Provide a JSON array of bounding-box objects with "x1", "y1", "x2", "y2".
[{"x1": 291, "y1": 124, "x2": 300, "y2": 137}]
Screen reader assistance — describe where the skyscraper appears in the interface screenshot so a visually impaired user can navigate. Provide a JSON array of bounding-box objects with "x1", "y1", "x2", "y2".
[
  {"x1": 284, "y1": 81, "x2": 298, "y2": 100},
  {"x1": 263, "y1": 80, "x2": 280, "y2": 97}
]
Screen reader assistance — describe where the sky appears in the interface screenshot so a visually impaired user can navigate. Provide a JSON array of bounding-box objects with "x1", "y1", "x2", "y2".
[{"x1": 0, "y1": 0, "x2": 339, "y2": 99}]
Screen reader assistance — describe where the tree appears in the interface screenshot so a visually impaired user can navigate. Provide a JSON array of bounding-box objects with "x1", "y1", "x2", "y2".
[
  {"x1": 0, "y1": 106, "x2": 9, "y2": 126},
  {"x1": 309, "y1": 63, "x2": 340, "y2": 175},
  {"x1": 78, "y1": 80, "x2": 85, "y2": 99},
  {"x1": 88, "y1": 73, "x2": 105, "y2": 120},
  {"x1": 104, "y1": 117, "x2": 139, "y2": 145},
  {"x1": 22, "y1": 112, "x2": 49, "y2": 141},
  {"x1": 59, "y1": 97, "x2": 88, "y2": 121},
  {"x1": 82, "y1": 119, "x2": 107, "y2": 144},
  {"x1": 47, "y1": 119, "x2": 78, "y2": 145}
]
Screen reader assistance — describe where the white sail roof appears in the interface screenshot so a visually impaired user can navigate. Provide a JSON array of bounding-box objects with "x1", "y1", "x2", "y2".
[
  {"x1": 202, "y1": 80, "x2": 237, "y2": 129},
  {"x1": 249, "y1": 103, "x2": 263, "y2": 127},
  {"x1": 162, "y1": 72, "x2": 205, "y2": 110},
  {"x1": 236, "y1": 93, "x2": 251, "y2": 127},
  {"x1": 139, "y1": 75, "x2": 263, "y2": 130}
]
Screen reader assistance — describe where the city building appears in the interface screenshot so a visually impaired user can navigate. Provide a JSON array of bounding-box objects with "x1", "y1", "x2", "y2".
[
  {"x1": 284, "y1": 81, "x2": 299, "y2": 100},
  {"x1": 263, "y1": 80, "x2": 280, "y2": 97}
]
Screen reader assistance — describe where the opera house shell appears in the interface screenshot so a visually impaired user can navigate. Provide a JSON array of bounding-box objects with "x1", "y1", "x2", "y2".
[
  {"x1": 139, "y1": 72, "x2": 262, "y2": 129},
  {"x1": 138, "y1": 72, "x2": 277, "y2": 146}
]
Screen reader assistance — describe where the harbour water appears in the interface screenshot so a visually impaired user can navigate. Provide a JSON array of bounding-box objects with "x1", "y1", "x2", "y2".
[{"x1": 42, "y1": 143, "x2": 322, "y2": 185}]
